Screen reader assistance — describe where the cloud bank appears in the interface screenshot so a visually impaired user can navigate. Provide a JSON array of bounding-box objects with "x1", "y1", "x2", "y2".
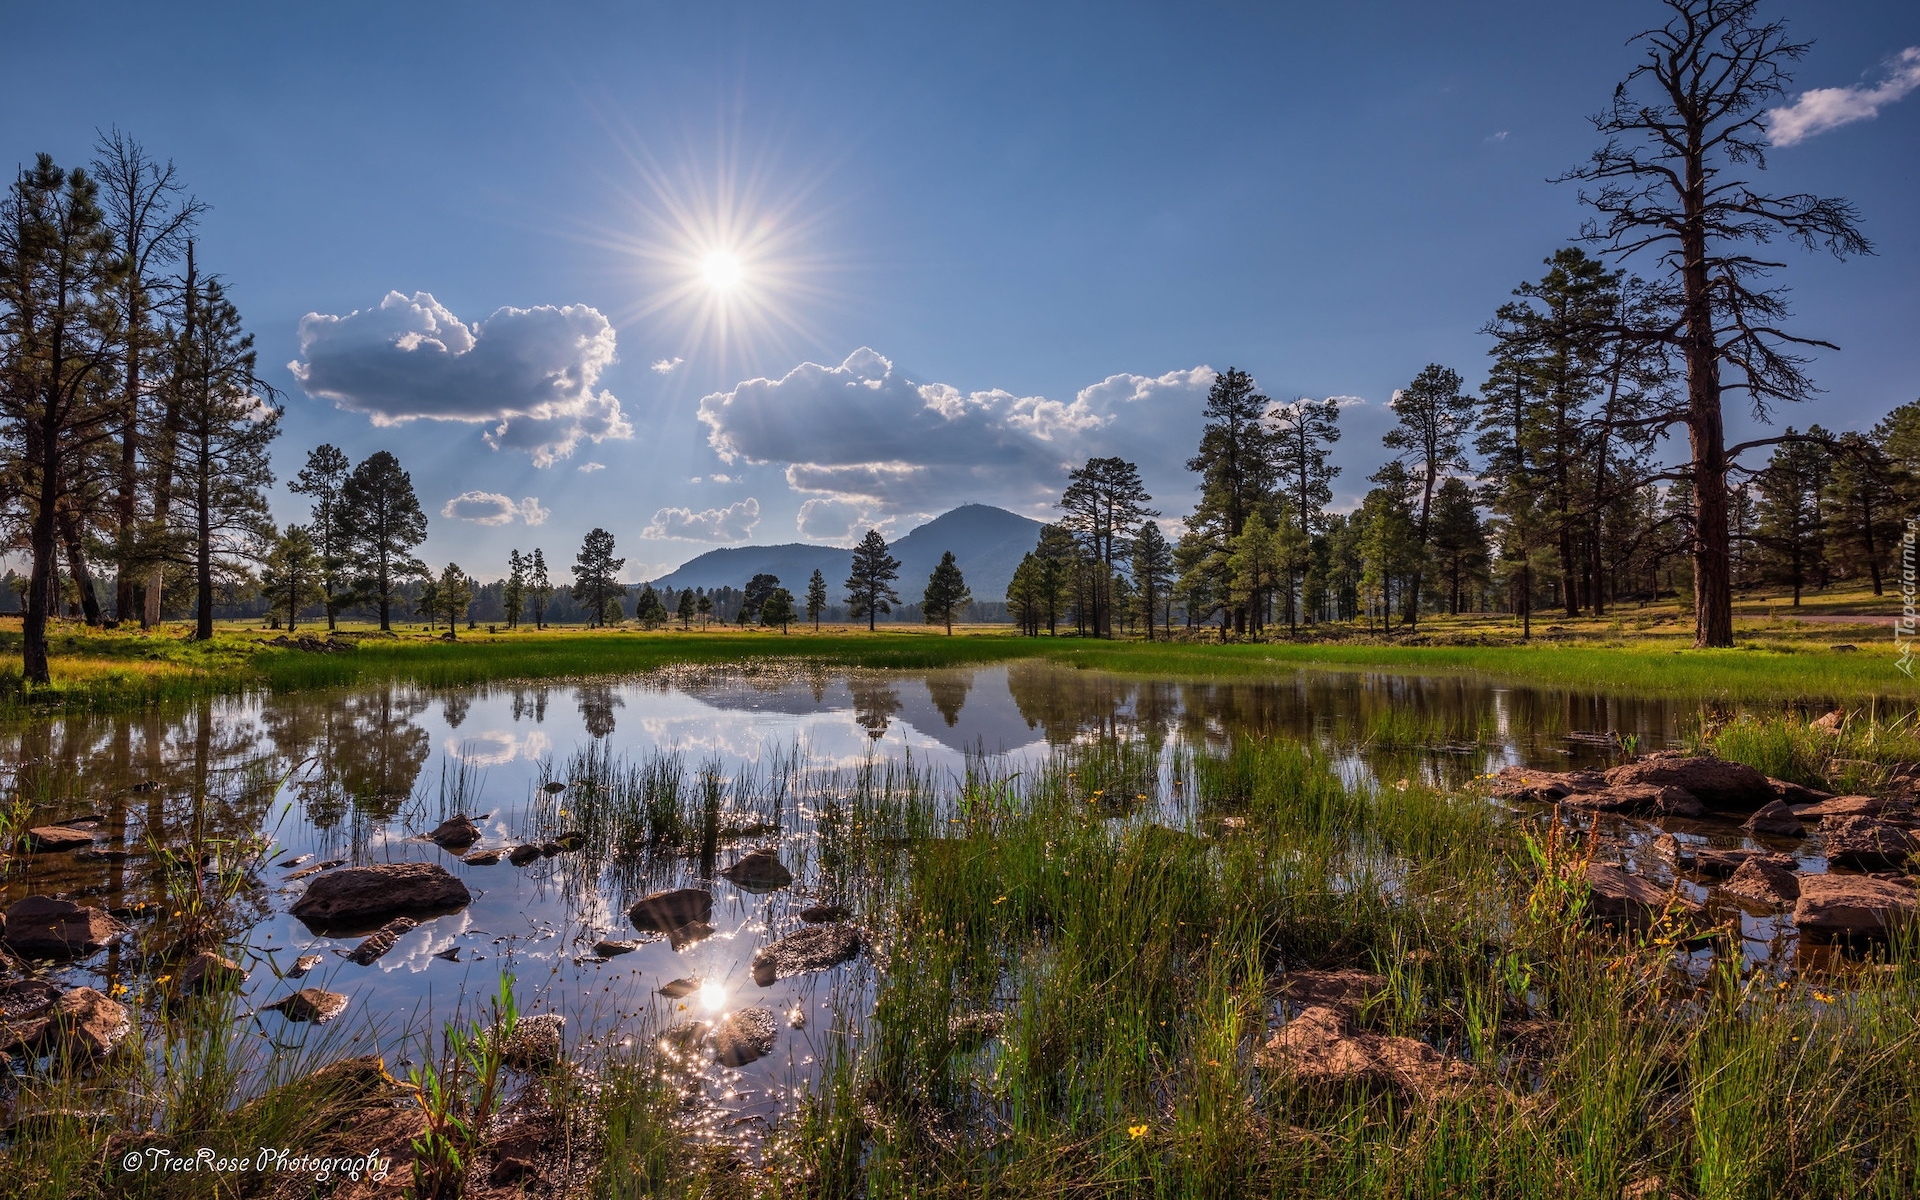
[
  {"x1": 697, "y1": 348, "x2": 1217, "y2": 516},
  {"x1": 289, "y1": 290, "x2": 633, "y2": 466},
  {"x1": 441, "y1": 491, "x2": 549, "y2": 526},
  {"x1": 1769, "y1": 47, "x2": 1920, "y2": 146},
  {"x1": 643, "y1": 497, "x2": 761, "y2": 542}
]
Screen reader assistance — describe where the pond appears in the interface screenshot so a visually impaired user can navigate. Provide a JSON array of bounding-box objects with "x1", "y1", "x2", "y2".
[{"x1": 0, "y1": 660, "x2": 1854, "y2": 1144}]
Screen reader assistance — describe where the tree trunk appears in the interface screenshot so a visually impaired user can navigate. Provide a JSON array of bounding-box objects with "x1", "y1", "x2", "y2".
[
  {"x1": 195, "y1": 462, "x2": 213, "y2": 641},
  {"x1": 23, "y1": 426, "x2": 61, "y2": 685},
  {"x1": 58, "y1": 509, "x2": 102, "y2": 625}
]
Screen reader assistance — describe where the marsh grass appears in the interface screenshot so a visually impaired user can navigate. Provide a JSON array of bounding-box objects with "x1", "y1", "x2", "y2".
[{"x1": 1687, "y1": 707, "x2": 1920, "y2": 793}]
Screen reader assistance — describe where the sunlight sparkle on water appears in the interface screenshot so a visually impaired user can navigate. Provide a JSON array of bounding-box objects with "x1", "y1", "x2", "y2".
[{"x1": 699, "y1": 979, "x2": 729, "y2": 1013}]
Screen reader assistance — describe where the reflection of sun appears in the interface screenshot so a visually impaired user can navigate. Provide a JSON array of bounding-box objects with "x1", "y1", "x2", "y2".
[{"x1": 698, "y1": 979, "x2": 728, "y2": 1013}]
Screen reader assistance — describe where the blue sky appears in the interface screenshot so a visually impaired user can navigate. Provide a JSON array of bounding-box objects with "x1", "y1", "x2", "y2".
[{"x1": 4, "y1": 1, "x2": 1915, "y2": 581}]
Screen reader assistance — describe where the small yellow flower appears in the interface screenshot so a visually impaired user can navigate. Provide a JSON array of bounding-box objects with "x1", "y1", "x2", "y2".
[
  {"x1": 558, "y1": 809, "x2": 567, "y2": 816},
  {"x1": 109, "y1": 983, "x2": 128, "y2": 996},
  {"x1": 1813, "y1": 990, "x2": 1835, "y2": 1003},
  {"x1": 154, "y1": 975, "x2": 172, "y2": 985},
  {"x1": 1128, "y1": 1124, "x2": 1148, "y2": 1139},
  {"x1": 992, "y1": 896, "x2": 1007, "y2": 905}
]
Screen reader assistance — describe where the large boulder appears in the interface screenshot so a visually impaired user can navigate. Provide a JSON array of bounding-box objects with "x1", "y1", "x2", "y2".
[
  {"x1": 1559, "y1": 784, "x2": 1703, "y2": 818},
  {"x1": 3, "y1": 896, "x2": 126, "y2": 958},
  {"x1": 288, "y1": 862, "x2": 471, "y2": 931},
  {"x1": 720, "y1": 848, "x2": 793, "y2": 892},
  {"x1": 1793, "y1": 874, "x2": 1916, "y2": 938},
  {"x1": 1583, "y1": 863, "x2": 1703, "y2": 929},
  {"x1": 1484, "y1": 767, "x2": 1609, "y2": 804},
  {"x1": 1817, "y1": 816, "x2": 1919, "y2": 871},
  {"x1": 1604, "y1": 753, "x2": 1774, "y2": 811},
  {"x1": 752, "y1": 923, "x2": 862, "y2": 986},
  {"x1": 629, "y1": 887, "x2": 713, "y2": 933},
  {"x1": 713, "y1": 1007, "x2": 777, "y2": 1067},
  {"x1": 1721, "y1": 858, "x2": 1800, "y2": 909},
  {"x1": 1257, "y1": 1005, "x2": 1471, "y2": 1099}
]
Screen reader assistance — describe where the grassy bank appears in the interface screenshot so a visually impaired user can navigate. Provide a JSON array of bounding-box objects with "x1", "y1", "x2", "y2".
[{"x1": 0, "y1": 603, "x2": 1910, "y2": 717}]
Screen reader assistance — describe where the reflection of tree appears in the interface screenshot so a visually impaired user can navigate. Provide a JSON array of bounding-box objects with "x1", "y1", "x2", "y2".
[
  {"x1": 848, "y1": 675, "x2": 902, "y2": 740},
  {"x1": 261, "y1": 685, "x2": 433, "y2": 826},
  {"x1": 1006, "y1": 661, "x2": 1139, "y2": 744},
  {"x1": 443, "y1": 693, "x2": 472, "y2": 729},
  {"x1": 510, "y1": 685, "x2": 551, "y2": 723},
  {"x1": 577, "y1": 682, "x2": 623, "y2": 740},
  {"x1": 926, "y1": 671, "x2": 971, "y2": 727}
]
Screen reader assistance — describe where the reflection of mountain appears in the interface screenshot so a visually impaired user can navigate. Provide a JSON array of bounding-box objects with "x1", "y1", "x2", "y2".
[{"x1": 670, "y1": 668, "x2": 1047, "y2": 757}]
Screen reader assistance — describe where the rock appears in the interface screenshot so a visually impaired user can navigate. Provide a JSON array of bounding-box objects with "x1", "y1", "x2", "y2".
[
  {"x1": 667, "y1": 921, "x2": 714, "y2": 951},
  {"x1": 659, "y1": 977, "x2": 703, "y2": 998},
  {"x1": 490, "y1": 1157, "x2": 538, "y2": 1186},
  {"x1": 508, "y1": 844, "x2": 542, "y2": 866},
  {"x1": 278, "y1": 853, "x2": 312, "y2": 868},
  {"x1": 1484, "y1": 766, "x2": 1609, "y2": 803},
  {"x1": 22, "y1": 826, "x2": 95, "y2": 852},
  {"x1": 179, "y1": 951, "x2": 246, "y2": 993},
  {"x1": 263, "y1": 988, "x2": 350, "y2": 1024},
  {"x1": 35, "y1": 988, "x2": 129, "y2": 1058},
  {"x1": 3, "y1": 896, "x2": 126, "y2": 958},
  {"x1": 629, "y1": 887, "x2": 713, "y2": 932},
  {"x1": 1257, "y1": 1005, "x2": 1471, "y2": 1099},
  {"x1": 1811, "y1": 711, "x2": 1843, "y2": 735},
  {"x1": 434, "y1": 947, "x2": 461, "y2": 962},
  {"x1": 342, "y1": 916, "x2": 419, "y2": 965},
  {"x1": 1722, "y1": 858, "x2": 1800, "y2": 908},
  {"x1": 541, "y1": 781, "x2": 567, "y2": 794},
  {"x1": 548, "y1": 831, "x2": 587, "y2": 852},
  {"x1": 593, "y1": 938, "x2": 641, "y2": 956},
  {"x1": 1604, "y1": 752, "x2": 1775, "y2": 811},
  {"x1": 461, "y1": 848, "x2": 504, "y2": 865},
  {"x1": 284, "y1": 858, "x2": 346, "y2": 881},
  {"x1": 1770, "y1": 778, "x2": 1835, "y2": 806},
  {"x1": 493, "y1": 1012, "x2": 566, "y2": 1069},
  {"x1": 1794, "y1": 795, "x2": 1890, "y2": 820},
  {"x1": 799, "y1": 902, "x2": 851, "y2": 924},
  {"x1": 713, "y1": 1006, "x2": 777, "y2": 1066},
  {"x1": 1817, "y1": 816, "x2": 1919, "y2": 871},
  {"x1": 1583, "y1": 863, "x2": 1702, "y2": 929},
  {"x1": 1275, "y1": 968, "x2": 1389, "y2": 1015},
  {"x1": 1743, "y1": 800, "x2": 1806, "y2": 837},
  {"x1": 1792, "y1": 874, "x2": 1917, "y2": 938},
  {"x1": 288, "y1": 862, "x2": 471, "y2": 930},
  {"x1": 1559, "y1": 784, "x2": 1702, "y2": 818},
  {"x1": 752, "y1": 923, "x2": 862, "y2": 986},
  {"x1": 0, "y1": 978, "x2": 64, "y2": 1017},
  {"x1": 720, "y1": 847, "x2": 793, "y2": 891},
  {"x1": 288, "y1": 954, "x2": 324, "y2": 978},
  {"x1": 427, "y1": 815, "x2": 479, "y2": 848},
  {"x1": 1676, "y1": 847, "x2": 1795, "y2": 879}
]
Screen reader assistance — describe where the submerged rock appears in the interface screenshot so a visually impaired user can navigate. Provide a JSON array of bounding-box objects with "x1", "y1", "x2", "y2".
[
  {"x1": 427, "y1": 815, "x2": 480, "y2": 848},
  {"x1": 752, "y1": 923, "x2": 862, "y2": 986},
  {"x1": 493, "y1": 1013, "x2": 566, "y2": 1069},
  {"x1": 1721, "y1": 858, "x2": 1800, "y2": 909},
  {"x1": 288, "y1": 954, "x2": 324, "y2": 978},
  {"x1": 342, "y1": 916, "x2": 420, "y2": 965},
  {"x1": 1275, "y1": 968, "x2": 1389, "y2": 1016},
  {"x1": 1817, "y1": 816, "x2": 1918, "y2": 871},
  {"x1": 714, "y1": 1007, "x2": 777, "y2": 1066},
  {"x1": 1743, "y1": 800, "x2": 1807, "y2": 838},
  {"x1": 1604, "y1": 752, "x2": 1775, "y2": 811},
  {"x1": 720, "y1": 847, "x2": 793, "y2": 891},
  {"x1": 658, "y1": 977, "x2": 702, "y2": 998},
  {"x1": 283, "y1": 858, "x2": 346, "y2": 881},
  {"x1": 288, "y1": 862, "x2": 471, "y2": 930},
  {"x1": 548, "y1": 831, "x2": 587, "y2": 852},
  {"x1": 1583, "y1": 863, "x2": 1703, "y2": 929},
  {"x1": 629, "y1": 887, "x2": 713, "y2": 933},
  {"x1": 3, "y1": 896, "x2": 126, "y2": 958},
  {"x1": 1257, "y1": 1005, "x2": 1471, "y2": 1099},
  {"x1": 22, "y1": 827, "x2": 95, "y2": 853},
  {"x1": 592, "y1": 938, "x2": 641, "y2": 957},
  {"x1": 667, "y1": 921, "x2": 714, "y2": 951},
  {"x1": 263, "y1": 988, "x2": 350, "y2": 1024},
  {"x1": 462, "y1": 848, "x2": 504, "y2": 865},
  {"x1": 1793, "y1": 874, "x2": 1916, "y2": 938},
  {"x1": 508, "y1": 844, "x2": 542, "y2": 866},
  {"x1": 179, "y1": 950, "x2": 247, "y2": 993},
  {"x1": 1559, "y1": 784, "x2": 1703, "y2": 818},
  {"x1": 1674, "y1": 847, "x2": 1795, "y2": 879},
  {"x1": 799, "y1": 902, "x2": 851, "y2": 924}
]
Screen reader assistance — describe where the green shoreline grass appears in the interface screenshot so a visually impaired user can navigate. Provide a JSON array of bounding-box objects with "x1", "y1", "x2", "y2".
[{"x1": 0, "y1": 614, "x2": 1911, "y2": 717}]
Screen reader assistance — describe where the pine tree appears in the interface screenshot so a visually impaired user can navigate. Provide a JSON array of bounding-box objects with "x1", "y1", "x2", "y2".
[
  {"x1": 1129, "y1": 522, "x2": 1174, "y2": 641},
  {"x1": 696, "y1": 589, "x2": 712, "y2": 629},
  {"x1": 761, "y1": 586, "x2": 797, "y2": 633},
  {"x1": 1059, "y1": 456, "x2": 1156, "y2": 636},
  {"x1": 429, "y1": 562, "x2": 475, "y2": 637},
  {"x1": 570, "y1": 528, "x2": 624, "y2": 628},
  {"x1": 341, "y1": 450, "x2": 428, "y2": 632},
  {"x1": 528, "y1": 548, "x2": 552, "y2": 629},
  {"x1": 677, "y1": 586, "x2": 696, "y2": 629},
  {"x1": 635, "y1": 583, "x2": 668, "y2": 628},
  {"x1": 1185, "y1": 367, "x2": 1277, "y2": 634},
  {"x1": 1007, "y1": 553, "x2": 1044, "y2": 636},
  {"x1": 1378, "y1": 363, "x2": 1474, "y2": 628},
  {"x1": 805, "y1": 569, "x2": 828, "y2": 631},
  {"x1": 502, "y1": 548, "x2": 526, "y2": 629},
  {"x1": 1427, "y1": 477, "x2": 1491, "y2": 614},
  {"x1": 290, "y1": 443, "x2": 352, "y2": 629},
  {"x1": 260, "y1": 525, "x2": 320, "y2": 632},
  {"x1": 741, "y1": 573, "x2": 780, "y2": 624},
  {"x1": 922, "y1": 550, "x2": 971, "y2": 634},
  {"x1": 1752, "y1": 431, "x2": 1831, "y2": 605},
  {"x1": 844, "y1": 529, "x2": 901, "y2": 631},
  {"x1": 1826, "y1": 429, "x2": 1899, "y2": 595},
  {"x1": 1269, "y1": 397, "x2": 1341, "y2": 628}
]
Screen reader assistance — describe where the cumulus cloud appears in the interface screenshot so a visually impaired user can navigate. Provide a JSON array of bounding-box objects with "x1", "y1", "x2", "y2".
[
  {"x1": 1769, "y1": 47, "x2": 1920, "y2": 146},
  {"x1": 441, "y1": 491, "x2": 549, "y2": 526},
  {"x1": 289, "y1": 290, "x2": 633, "y2": 466},
  {"x1": 796, "y1": 498, "x2": 877, "y2": 544},
  {"x1": 651, "y1": 356, "x2": 685, "y2": 374},
  {"x1": 642, "y1": 497, "x2": 761, "y2": 542},
  {"x1": 697, "y1": 348, "x2": 1217, "y2": 515}
]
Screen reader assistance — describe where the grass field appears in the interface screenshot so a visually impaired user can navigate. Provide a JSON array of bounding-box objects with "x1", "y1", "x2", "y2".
[{"x1": 0, "y1": 585, "x2": 1909, "y2": 716}]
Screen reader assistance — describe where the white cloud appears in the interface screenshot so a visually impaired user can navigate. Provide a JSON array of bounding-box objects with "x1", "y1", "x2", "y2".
[
  {"x1": 441, "y1": 491, "x2": 548, "y2": 527},
  {"x1": 642, "y1": 497, "x2": 761, "y2": 542},
  {"x1": 289, "y1": 290, "x2": 633, "y2": 466},
  {"x1": 1769, "y1": 47, "x2": 1920, "y2": 146},
  {"x1": 697, "y1": 348, "x2": 1216, "y2": 516},
  {"x1": 577, "y1": 461, "x2": 605, "y2": 473},
  {"x1": 651, "y1": 356, "x2": 685, "y2": 374},
  {"x1": 796, "y1": 498, "x2": 873, "y2": 545}
]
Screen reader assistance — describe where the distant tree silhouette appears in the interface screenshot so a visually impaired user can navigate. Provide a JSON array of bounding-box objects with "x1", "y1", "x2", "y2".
[
  {"x1": 696, "y1": 590, "x2": 713, "y2": 629},
  {"x1": 528, "y1": 548, "x2": 551, "y2": 629},
  {"x1": 502, "y1": 548, "x2": 526, "y2": 629},
  {"x1": 761, "y1": 586, "x2": 797, "y2": 633},
  {"x1": 676, "y1": 586, "x2": 695, "y2": 628},
  {"x1": 805, "y1": 569, "x2": 828, "y2": 630},
  {"x1": 261, "y1": 525, "x2": 320, "y2": 632},
  {"x1": 844, "y1": 529, "x2": 901, "y2": 631}
]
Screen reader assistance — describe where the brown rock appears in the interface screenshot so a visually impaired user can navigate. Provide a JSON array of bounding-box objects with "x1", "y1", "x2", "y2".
[
  {"x1": 1275, "y1": 968, "x2": 1388, "y2": 1015},
  {"x1": 1743, "y1": 799, "x2": 1806, "y2": 837},
  {"x1": 508, "y1": 844, "x2": 542, "y2": 866},
  {"x1": 1721, "y1": 858, "x2": 1800, "y2": 908},
  {"x1": 1257, "y1": 1005, "x2": 1471, "y2": 1098},
  {"x1": 667, "y1": 921, "x2": 714, "y2": 951},
  {"x1": 288, "y1": 862, "x2": 471, "y2": 930},
  {"x1": 179, "y1": 950, "x2": 247, "y2": 993},
  {"x1": 283, "y1": 858, "x2": 346, "y2": 881},
  {"x1": 713, "y1": 1006, "x2": 777, "y2": 1066},
  {"x1": 343, "y1": 916, "x2": 419, "y2": 965},
  {"x1": 461, "y1": 848, "x2": 504, "y2": 865},
  {"x1": 1793, "y1": 795, "x2": 1886, "y2": 819},
  {"x1": 1484, "y1": 766, "x2": 1608, "y2": 803},
  {"x1": 288, "y1": 954, "x2": 324, "y2": 978},
  {"x1": 1677, "y1": 847, "x2": 1795, "y2": 879},
  {"x1": 1583, "y1": 862, "x2": 1703, "y2": 928},
  {"x1": 38, "y1": 988, "x2": 129, "y2": 1057},
  {"x1": 22, "y1": 826, "x2": 95, "y2": 852},
  {"x1": 751, "y1": 923, "x2": 861, "y2": 986},
  {"x1": 720, "y1": 847, "x2": 793, "y2": 891},
  {"x1": 798, "y1": 902, "x2": 850, "y2": 924},
  {"x1": 1770, "y1": 778, "x2": 1835, "y2": 806},
  {"x1": 492, "y1": 1012, "x2": 565, "y2": 1068},
  {"x1": 1558, "y1": 784, "x2": 1703, "y2": 818},
  {"x1": 264, "y1": 988, "x2": 350, "y2": 1024},
  {"x1": 1818, "y1": 816, "x2": 1919, "y2": 871},
  {"x1": 427, "y1": 815, "x2": 479, "y2": 848},
  {"x1": 1792, "y1": 873, "x2": 1916, "y2": 938},
  {"x1": 658, "y1": 977, "x2": 702, "y2": 998},
  {"x1": 629, "y1": 887, "x2": 713, "y2": 932},
  {"x1": 2, "y1": 896, "x2": 126, "y2": 958},
  {"x1": 1810, "y1": 711, "x2": 1843, "y2": 735},
  {"x1": 1604, "y1": 752, "x2": 1775, "y2": 811}
]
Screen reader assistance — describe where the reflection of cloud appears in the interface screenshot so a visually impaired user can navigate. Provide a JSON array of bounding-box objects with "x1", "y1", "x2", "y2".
[{"x1": 446, "y1": 730, "x2": 552, "y2": 767}]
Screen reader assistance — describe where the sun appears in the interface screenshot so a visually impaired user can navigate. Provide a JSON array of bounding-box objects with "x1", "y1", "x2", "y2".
[{"x1": 700, "y1": 249, "x2": 744, "y2": 292}]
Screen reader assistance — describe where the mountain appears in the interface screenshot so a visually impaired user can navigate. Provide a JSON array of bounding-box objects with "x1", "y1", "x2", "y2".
[{"x1": 647, "y1": 504, "x2": 1046, "y2": 600}]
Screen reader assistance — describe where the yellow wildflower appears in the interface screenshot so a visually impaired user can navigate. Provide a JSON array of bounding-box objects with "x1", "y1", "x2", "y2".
[{"x1": 1128, "y1": 1124, "x2": 1148, "y2": 1139}]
